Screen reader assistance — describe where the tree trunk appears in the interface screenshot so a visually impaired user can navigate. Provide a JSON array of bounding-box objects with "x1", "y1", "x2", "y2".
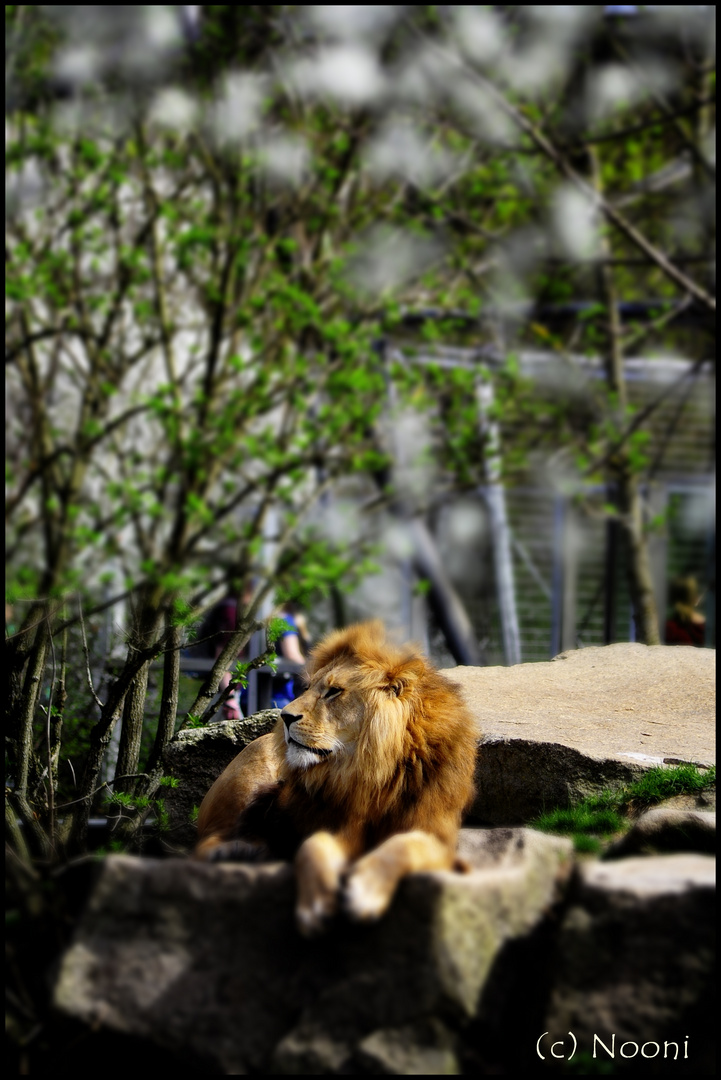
[{"x1": 590, "y1": 147, "x2": 661, "y2": 646}]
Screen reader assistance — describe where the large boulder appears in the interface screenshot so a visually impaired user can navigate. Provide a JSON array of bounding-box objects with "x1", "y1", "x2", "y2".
[
  {"x1": 449, "y1": 643, "x2": 715, "y2": 823},
  {"x1": 53, "y1": 828, "x2": 572, "y2": 1074},
  {"x1": 543, "y1": 853, "x2": 716, "y2": 1073},
  {"x1": 159, "y1": 646, "x2": 715, "y2": 850},
  {"x1": 159, "y1": 710, "x2": 279, "y2": 849},
  {"x1": 603, "y1": 807, "x2": 716, "y2": 857}
]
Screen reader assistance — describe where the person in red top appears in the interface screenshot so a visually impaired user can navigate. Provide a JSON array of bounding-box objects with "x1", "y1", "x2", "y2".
[{"x1": 664, "y1": 576, "x2": 706, "y2": 647}]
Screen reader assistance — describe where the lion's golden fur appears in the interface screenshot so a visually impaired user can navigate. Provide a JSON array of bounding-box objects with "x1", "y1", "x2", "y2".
[
  {"x1": 195, "y1": 620, "x2": 479, "y2": 929},
  {"x1": 274, "y1": 620, "x2": 477, "y2": 848}
]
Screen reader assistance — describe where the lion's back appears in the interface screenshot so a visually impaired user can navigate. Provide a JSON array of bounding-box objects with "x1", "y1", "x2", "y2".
[{"x1": 397, "y1": 667, "x2": 478, "y2": 834}]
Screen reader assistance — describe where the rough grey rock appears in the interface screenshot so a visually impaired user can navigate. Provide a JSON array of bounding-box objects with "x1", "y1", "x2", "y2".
[
  {"x1": 52, "y1": 646, "x2": 715, "y2": 1072},
  {"x1": 158, "y1": 646, "x2": 715, "y2": 849},
  {"x1": 353, "y1": 1019, "x2": 460, "y2": 1075},
  {"x1": 650, "y1": 787, "x2": 716, "y2": 813},
  {"x1": 544, "y1": 853, "x2": 715, "y2": 1067},
  {"x1": 159, "y1": 710, "x2": 279, "y2": 848},
  {"x1": 603, "y1": 807, "x2": 716, "y2": 858},
  {"x1": 448, "y1": 644, "x2": 715, "y2": 823},
  {"x1": 53, "y1": 828, "x2": 571, "y2": 1074}
]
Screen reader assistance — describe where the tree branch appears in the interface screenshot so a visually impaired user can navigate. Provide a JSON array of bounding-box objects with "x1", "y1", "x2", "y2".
[{"x1": 416, "y1": 29, "x2": 716, "y2": 312}]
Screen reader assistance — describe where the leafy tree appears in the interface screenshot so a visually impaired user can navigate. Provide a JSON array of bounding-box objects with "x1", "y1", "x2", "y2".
[
  {"x1": 388, "y1": 6, "x2": 714, "y2": 646},
  {"x1": 6, "y1": 6, "x2": 715, "y2": 865},
  {"x1": 6, "y1": 7, "x2": 394, "y2": 859}
]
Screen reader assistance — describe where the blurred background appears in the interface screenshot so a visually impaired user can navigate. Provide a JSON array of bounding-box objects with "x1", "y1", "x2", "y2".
[{"x1": 6, "y1": 5, "x2": 715, "y2": 857}]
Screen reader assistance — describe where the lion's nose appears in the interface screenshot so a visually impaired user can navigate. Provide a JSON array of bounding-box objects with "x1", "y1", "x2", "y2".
[{"x1": 281, "y1": 710, "x2": 303, "y2": 732}]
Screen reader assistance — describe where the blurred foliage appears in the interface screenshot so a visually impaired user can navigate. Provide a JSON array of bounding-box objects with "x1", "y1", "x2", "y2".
[
  {"x1": 5, "y1": 5, "x2": 715, "y2": 872},
  {"x1": 5, "y1": 21, "x2": 715, "y2": 1076}
]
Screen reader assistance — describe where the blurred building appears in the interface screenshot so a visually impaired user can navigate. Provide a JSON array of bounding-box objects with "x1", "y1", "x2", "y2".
[{"x1": 336, "y1": 348, "x2": 715, "y2": 667}]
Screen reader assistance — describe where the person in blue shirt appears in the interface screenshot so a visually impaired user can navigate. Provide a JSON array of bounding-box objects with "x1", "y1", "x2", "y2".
[
  {"x1": 262, "y1": 604, "x2": 308, "y2": 710},
  {"x1": 209, "y1": 598, "x2": 309, "y2": 718}
]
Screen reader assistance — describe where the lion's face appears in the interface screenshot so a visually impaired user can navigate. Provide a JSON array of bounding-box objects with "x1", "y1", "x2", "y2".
[{"x1": 280, "y1": 665, "x2": 368, "y2": 771}]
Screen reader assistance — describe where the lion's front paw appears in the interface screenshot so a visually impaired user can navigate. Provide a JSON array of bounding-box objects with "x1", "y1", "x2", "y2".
[
  {"x1": 203, "y1": 839, "x2": 272, "y2": 862},
  {"x1": 295, "y1": 832, "x2": 346, "y2": 936},
  {"x1": 295, "y1": 885, "x2": 338, "y2": 937},
  {"x1": 342, "y1": 859, "x2": 396, "y2": 923}
]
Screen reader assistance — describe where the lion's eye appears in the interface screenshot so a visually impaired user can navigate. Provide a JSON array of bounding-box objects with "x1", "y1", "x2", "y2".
[{"x1": 323, "y1": 686, "x2": 343, "y2": 700}]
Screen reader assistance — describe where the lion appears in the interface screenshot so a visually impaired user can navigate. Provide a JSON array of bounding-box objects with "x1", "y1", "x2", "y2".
[{"x1": 194, "y1": 620, "x2": 478, "y2": 935}]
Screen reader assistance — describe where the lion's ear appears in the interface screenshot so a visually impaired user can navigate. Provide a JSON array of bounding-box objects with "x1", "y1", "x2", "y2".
[{"x1": 383, "y1": 654, "x2": 424, "y2": 697}]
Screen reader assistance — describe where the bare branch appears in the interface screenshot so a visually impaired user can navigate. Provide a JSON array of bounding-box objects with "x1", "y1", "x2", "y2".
[
  {"x1": 77, "y1": 596, "x2": 105, "y2": 712},
  {"x1": 414, "y1": 28, "x2": 715, "y2": 312}
]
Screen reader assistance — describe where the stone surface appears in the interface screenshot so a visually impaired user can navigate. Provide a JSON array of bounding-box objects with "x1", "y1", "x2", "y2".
[
  {"x1": 353, "y1": 1020, "x2": 460, "y2": 1075},
  {"x1": 53, "y1": 828, "x2": 571, "y2": 1074},
  {"x1": 651, "y1": 788, "x2": 716, "y2": 813},
  {"x1": 448, "y1": 644, "x2": 715, "y2": 823},
  {"x1": 544, "y1": 853, "x2": 715, "y2": 1064},
  {"x1": 603, "y1": 807, "x2": 715, "y2": 857},
  {"x1": 160, "y1": 710, "x2": 279, "y2": 849},
  {"x1": 159, "y1": 647, "x2": 715, "y2": 846}
]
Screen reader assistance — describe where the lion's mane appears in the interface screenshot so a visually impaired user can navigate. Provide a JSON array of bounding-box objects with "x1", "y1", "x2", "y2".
[{"x1": 237, "y1": 620, "x2": 479, "y2": 859}]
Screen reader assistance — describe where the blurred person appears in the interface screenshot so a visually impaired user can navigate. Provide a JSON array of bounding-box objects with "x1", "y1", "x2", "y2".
[
  {"x1": 209, "y1": 592, "x2": 248, "y2": 721},
  {"x1": 202, "y1": 592, "x2": 310, "y2": 719},
  {"x1": 277, "y1": 600, "x2": 312, "y2": 702},
  {"x1": 664, "y1": 575, "x2": 706, "y2": 648}
]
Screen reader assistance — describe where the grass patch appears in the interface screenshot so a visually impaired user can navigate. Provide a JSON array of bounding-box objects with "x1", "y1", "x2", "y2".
[
  {"x1": 620, "y1": 762, "x2": 715, "y2": 813},
  {"x1": 532, "y1": 805, "x2": 627, "y2": 838},
  {"x1": 565, "y1": 834, "x2": 603, "y2": 857},
  {"x1": 530, "y1": 763, "x2": 715, "y2": 854}
]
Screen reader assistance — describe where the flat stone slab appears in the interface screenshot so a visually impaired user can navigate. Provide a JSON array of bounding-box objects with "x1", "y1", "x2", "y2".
[
  {"x1": 160, "y1": 645, "x2": 715, "y2": 839},
  {"x1": 544, "y1": 853, "x2": 715, "y2": 1058},
  {"x1": 448, "y1": 644, "x2": 715, "y2": 823},
  {"x1": 579, "y1": 851, "x2": 716, "y2": 897},
  {"x1": 53, "y1": 829, "x2": 572, "y2": 1074}
]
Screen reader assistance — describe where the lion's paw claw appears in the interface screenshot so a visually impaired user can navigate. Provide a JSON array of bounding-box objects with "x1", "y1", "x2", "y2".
[
  {"x1": 295, "y1": 894, "x2": 337, "y2": 937},
  {"x1": 342, "y1": 870, "x2": 391, "y2": 923}
]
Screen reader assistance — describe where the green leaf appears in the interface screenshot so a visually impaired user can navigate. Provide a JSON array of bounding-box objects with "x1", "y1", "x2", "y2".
[{"x1": 267, "y1": 618, "x2": 293, "y2": 645}]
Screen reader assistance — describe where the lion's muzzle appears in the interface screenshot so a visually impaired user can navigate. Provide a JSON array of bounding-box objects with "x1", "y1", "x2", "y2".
[
  {"x1": 281, "y1": 709, "x2": 303, "y2": 731},
  {"x1": 282, "y1": 709, "x2": 334, "y2": 760}
]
